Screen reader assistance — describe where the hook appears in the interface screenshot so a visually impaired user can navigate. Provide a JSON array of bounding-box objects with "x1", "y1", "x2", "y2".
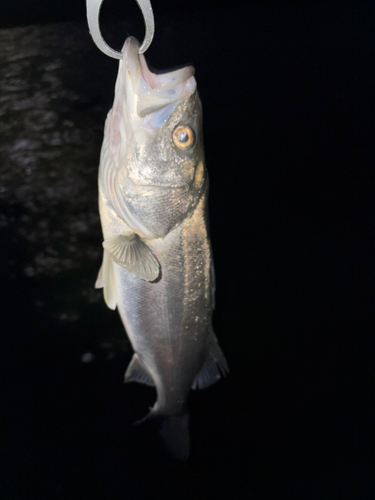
[{"x1": 86, "y1": 0, "x2": 154, "y2": 58}]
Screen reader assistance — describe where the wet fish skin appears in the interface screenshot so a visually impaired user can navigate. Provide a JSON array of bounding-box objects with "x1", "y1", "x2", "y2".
[{"x1": 96, "y1": 37, "x2": 228, "y2": 459}]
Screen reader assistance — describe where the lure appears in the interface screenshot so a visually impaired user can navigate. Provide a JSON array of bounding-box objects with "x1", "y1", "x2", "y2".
[{"x1": 87, "y1": 0, "x2": 228, "y2": 459}]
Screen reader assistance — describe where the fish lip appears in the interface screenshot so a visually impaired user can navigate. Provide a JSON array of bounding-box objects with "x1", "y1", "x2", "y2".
[{"x1": 122, "y1": 36, "x2": 141, "y2": 62}]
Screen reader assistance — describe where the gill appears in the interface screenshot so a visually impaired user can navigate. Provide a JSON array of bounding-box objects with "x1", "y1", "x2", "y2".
[{"x1": 86, "y1": 0, "x2": 154, "y2": 57}]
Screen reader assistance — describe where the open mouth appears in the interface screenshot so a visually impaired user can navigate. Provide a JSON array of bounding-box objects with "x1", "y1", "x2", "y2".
[{"x1": 123, "y1": 37, "x2": 196, "y2": 118}]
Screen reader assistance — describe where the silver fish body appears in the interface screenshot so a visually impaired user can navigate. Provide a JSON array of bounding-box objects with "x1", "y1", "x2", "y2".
[{"x1": 96, "y1": 37, "x2": 228, "y2": 458}]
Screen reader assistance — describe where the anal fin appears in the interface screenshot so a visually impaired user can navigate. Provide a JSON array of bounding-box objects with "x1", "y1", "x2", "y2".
[
  {"x1": 124, "y1": 354, "x2": 155, "y2": 387},
  {"x1": 192, "y1": 334, "x2": 229, "y2": 390}
]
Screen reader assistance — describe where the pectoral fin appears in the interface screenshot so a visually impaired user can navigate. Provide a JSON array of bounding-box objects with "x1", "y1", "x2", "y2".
[
  {"x1": 124, "y1": 354, "x2": 155, "y2": 387},
  {"x1": 103, "y1": 234, "x2": 160, "y2": 282},
  {"x1": 192, "y1": 334, "x2": 229, "y2": 390}
]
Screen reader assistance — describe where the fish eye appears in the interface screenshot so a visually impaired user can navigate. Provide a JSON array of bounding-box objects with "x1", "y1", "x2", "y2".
[{"x1": 172, "y1": 125, "x2": 195, "y2": 151}]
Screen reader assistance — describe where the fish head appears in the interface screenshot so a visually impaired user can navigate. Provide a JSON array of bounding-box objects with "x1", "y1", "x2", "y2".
[{"x1": 104, "y1": 37, "x2": 206, "y2": 238}]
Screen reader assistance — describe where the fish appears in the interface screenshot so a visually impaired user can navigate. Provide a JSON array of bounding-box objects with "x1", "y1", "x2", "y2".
[{"x1": 95, "y1": 36, "x2": 228, "y2": 460}]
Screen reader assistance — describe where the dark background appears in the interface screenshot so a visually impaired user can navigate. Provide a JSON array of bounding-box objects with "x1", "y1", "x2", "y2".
[{"x1": 1, "y1": 1, "x2": 374, "y2": 499}]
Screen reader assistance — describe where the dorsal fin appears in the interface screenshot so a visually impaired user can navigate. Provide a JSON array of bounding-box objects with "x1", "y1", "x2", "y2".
[
  {"x1": 192, "y1": 334, "x2": 229, "y2": 390},
  {"x1": 103, "y1": 233, "x2": 160, "y2": 282}
]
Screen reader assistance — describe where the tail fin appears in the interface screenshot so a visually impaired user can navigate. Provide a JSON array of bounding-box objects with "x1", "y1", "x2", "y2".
[
  {"x1": 136, "y1": 410, "x2": 190, "y2": 461},
  {"x1": 159, "y1": 413, "x2": 190, "y2": 461}
]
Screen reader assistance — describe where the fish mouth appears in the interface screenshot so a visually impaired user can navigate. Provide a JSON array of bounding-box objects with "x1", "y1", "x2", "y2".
[{"x1": 123, "y1": 37, "x2": 197, "y2": 118}]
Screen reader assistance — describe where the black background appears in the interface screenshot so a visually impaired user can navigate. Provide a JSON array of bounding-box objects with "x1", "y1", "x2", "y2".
[{"x1": 1, "y1": 1, "x2": 374, "y2": 499}]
